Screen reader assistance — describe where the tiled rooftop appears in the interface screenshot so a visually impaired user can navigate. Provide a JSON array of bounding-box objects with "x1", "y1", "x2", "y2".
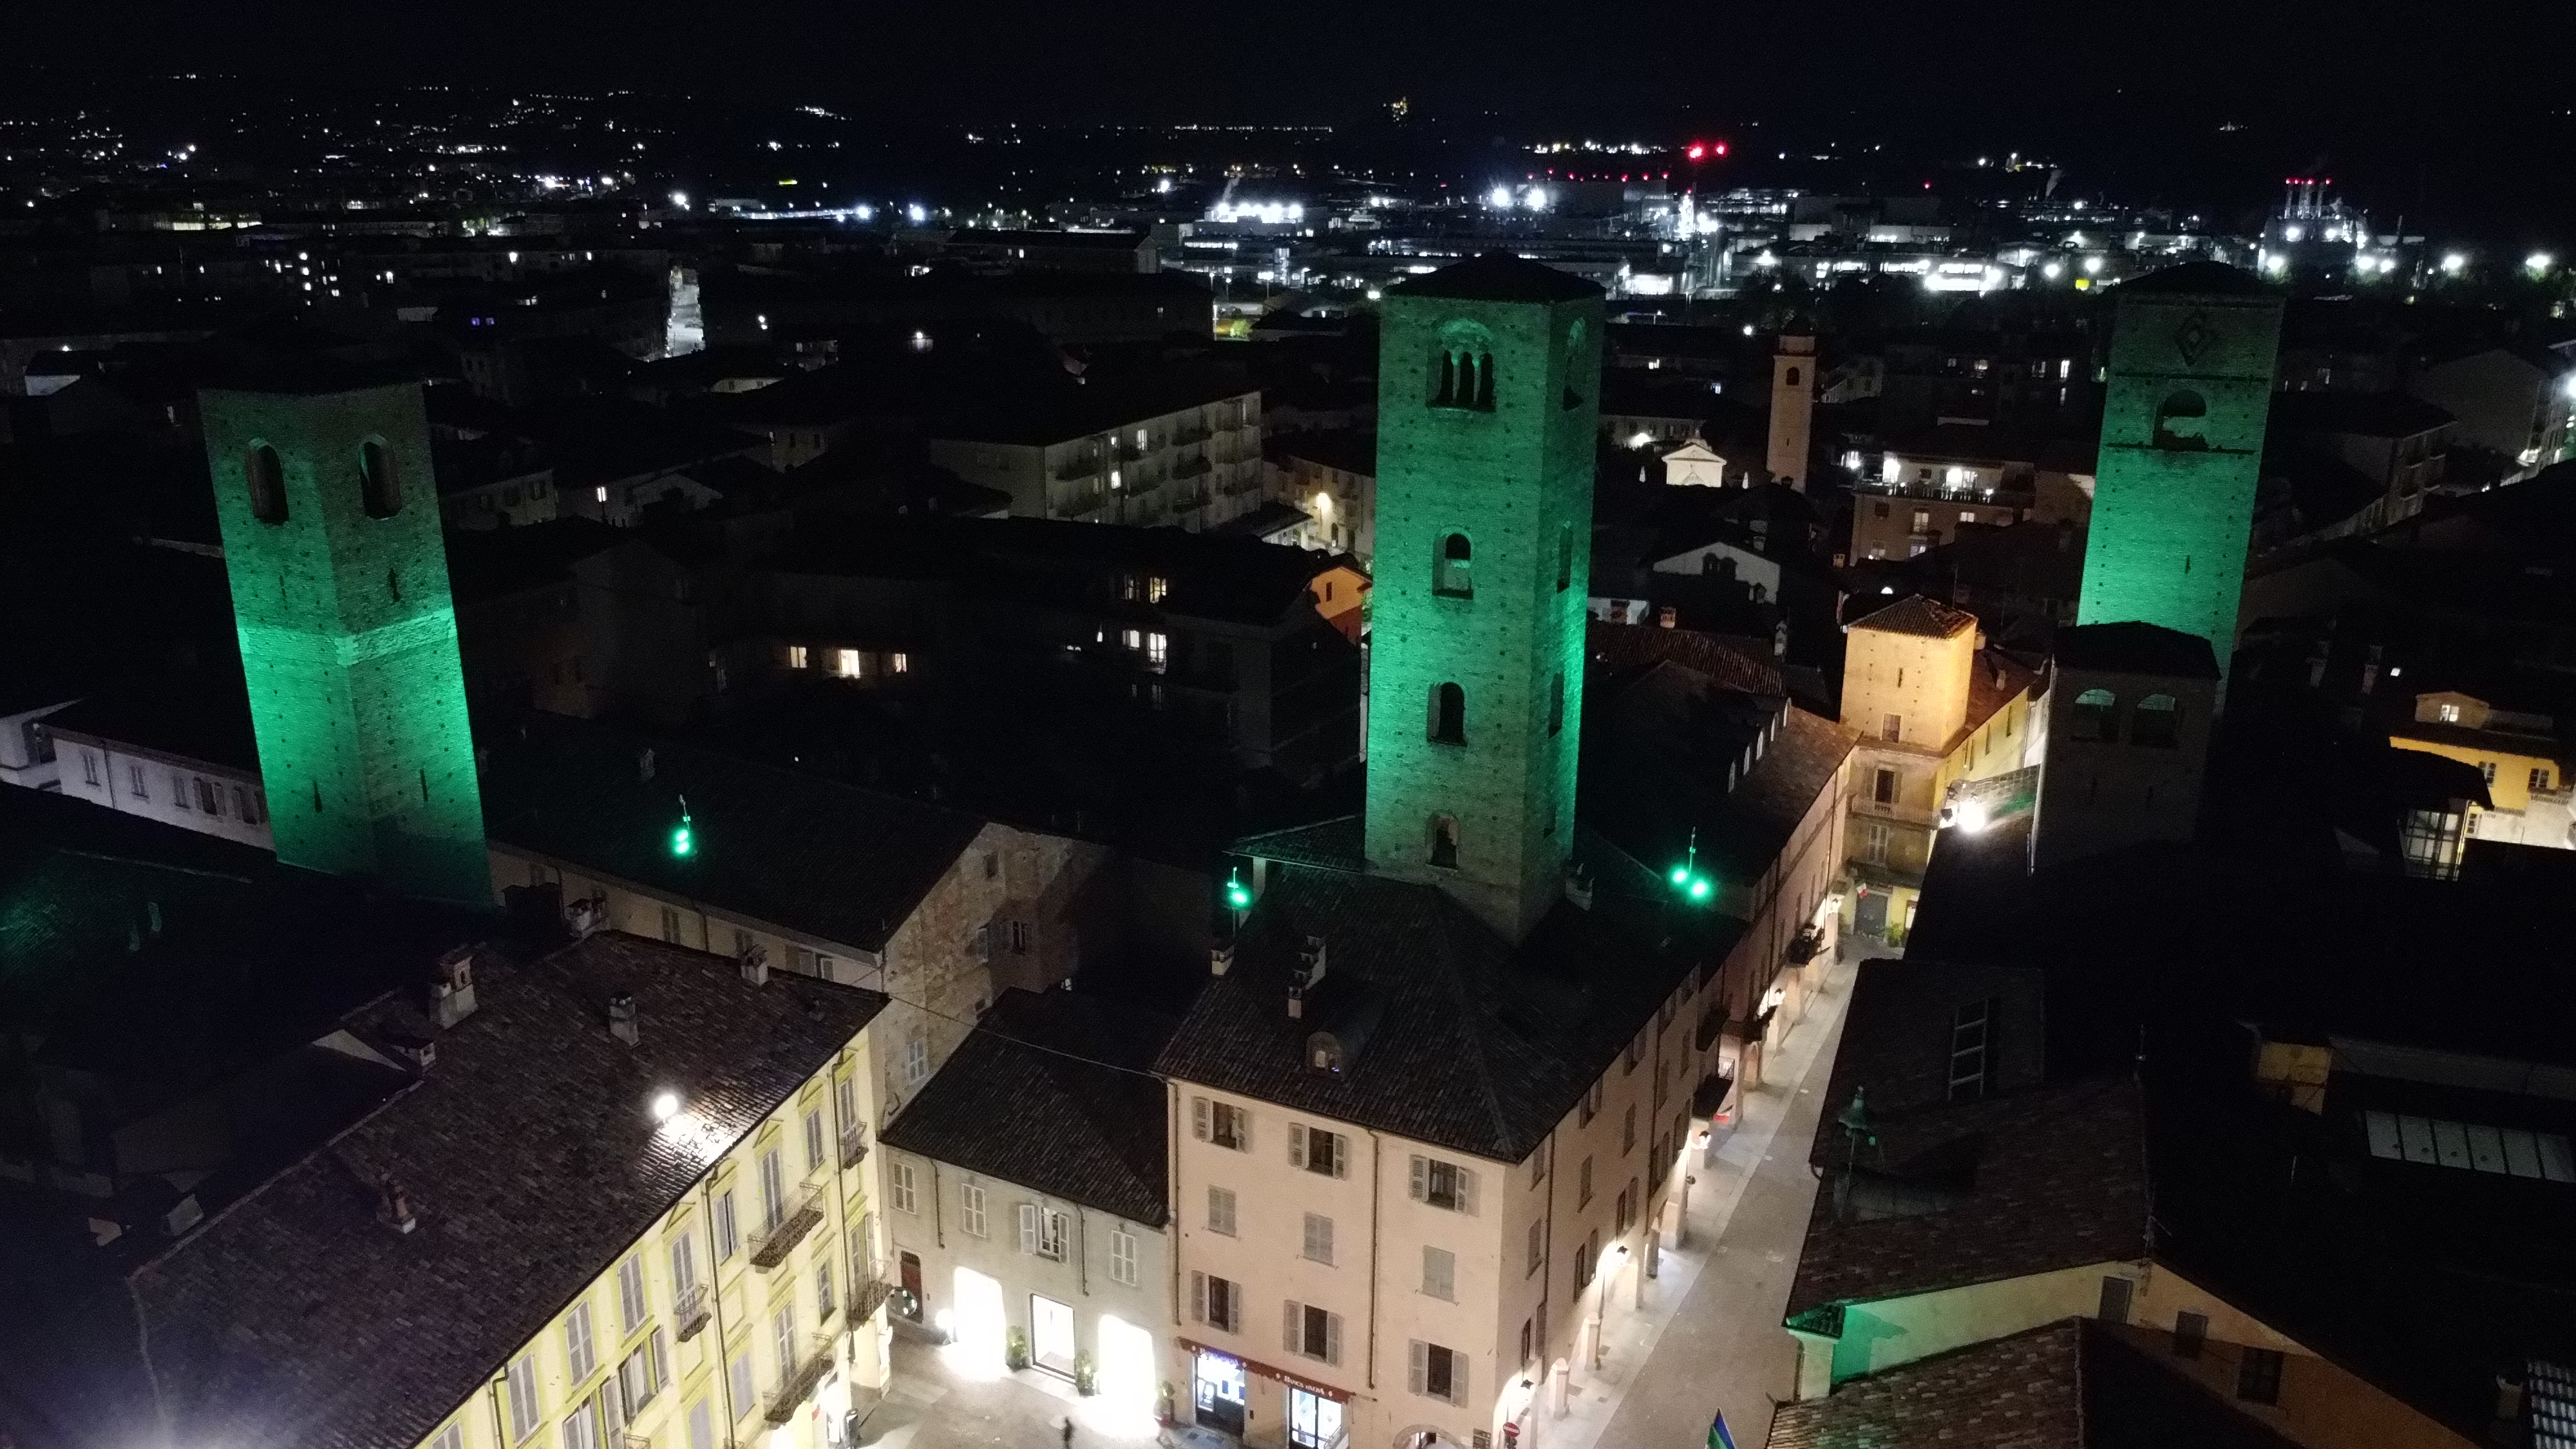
[
  {"x1": 122, "y1": 931, "x2": 886, "y2": 1449},
  {"x1": 1163, "y1": 829, "x2": 1735, "y2": 1163},
  {"x1": 882, "y1": 988, "x2": 1174, "y2": 1226},
  {"x1": 1848, "y1": 594, "x2": 1976, "y2": 640}
]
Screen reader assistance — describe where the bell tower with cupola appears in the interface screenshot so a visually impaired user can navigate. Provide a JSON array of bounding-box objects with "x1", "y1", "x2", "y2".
[
  {"x1": 202, "y1": 377, "x2": 488, "y2": 902},
  {"x1": 1363, "y1": 254, "x2": 1604, "y2": 941}
]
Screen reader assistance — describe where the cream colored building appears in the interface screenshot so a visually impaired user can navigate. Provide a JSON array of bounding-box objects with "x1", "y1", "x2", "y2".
[
  {"x1": 1837, "y1": 596, "x2": 2038, "y2": 942},
  {"x1": 930, "y1": 388, "x2": 1266, "y2": 533},
  {"x1": 2387, "y1": 689, "x2": 2573, "y2": 851},
  {"x1": 106, "y1": 932, "x2": 893, "y2": 1449}
]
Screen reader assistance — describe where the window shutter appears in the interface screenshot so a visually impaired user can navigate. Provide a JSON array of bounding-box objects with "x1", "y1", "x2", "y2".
[
  {"x1": 1409, "y1": 1155, "x2": 1428, "y2": 1201},
  {"x1": 1289, "y1": 1124, "x2": 1306, "y2": 1169},
  {"x1": 1450, "y1": 1353, "x2": 1468, "y2": 1406},
  {"x1": 1193, "y1": 1097, "x2": 1210, "y2": 1141},
  {"x1": 650, "y1": 1328, "x2": 670, "y2": 1390},
  {"x1": 1334, "y1": 1135, "x2": 1350, "y2": 1178},
  {"x1": 1191, "y1": 1271, "x2": 1207, "y2": 1324},
  {"x1": 1458, "y1": 1166, "x2": 1478, "y2": 1215},
  {"x1": 1325, "y1": 1312, "x2": 1343, "y2": 1366},
  {"x1": 1018, "y1": 1203, "x2": 1039, "y2": 1254},
  {"x1": 1408, "y1": 1341, "x2": 1427, "y2": 1395},
  {"x1": 1284, "y1": 1300, "x2": 1301, "y2": 1355}
]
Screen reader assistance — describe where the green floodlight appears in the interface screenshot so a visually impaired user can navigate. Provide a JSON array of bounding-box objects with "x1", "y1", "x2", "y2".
[
  {"x1": 1670, "y1": 826, "x2": 1714, "y2": 905},
  {"x1": 1224, "y1": 869, "x2": 1253, "y2": 911},
  {"x1": 669, "y1": 795, "x2": 696, "y2": 858}
]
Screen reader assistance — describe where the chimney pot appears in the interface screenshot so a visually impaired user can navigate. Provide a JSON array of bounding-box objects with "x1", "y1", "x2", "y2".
[
  {"x1": 607, "y1": 992, "x2": 639, "y2": 1047},
  {"x1": 738, "y1": 945, "x2": 770, "y2": 987},
  {"x1": 1209, "y1": 940, "x2": 1235, "y2": 977},
  {"x1": 430, "y1": 945, "x2": 479, "y2": 1028},
  {"x1": 377, "y1": 1173, "x2": 417, "y2": 1235}
]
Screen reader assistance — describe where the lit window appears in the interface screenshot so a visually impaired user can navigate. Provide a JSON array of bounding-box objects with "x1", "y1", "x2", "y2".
[
  {"x1": 836, "y1": 648, "x2": 862, "y2": 678},
  {"x1": 891, "y1": 652, "x2": 909, "y2": 673},
  {"x1": 595, "y1": 486, "x2": 609, "y2": 503},
  {"x1": 1148, "y1": 575, "x2": 1170, "y2": 603},
  {"x1": 1148, "y1": 632, "x2": 1168, "y2": 668},
  {"x1": 2438, "y1": 702, "x2": 2461, "y2": 723},
  {"x1": 786, "y1": 645, "x2": 809, "y2": 669},
  {"x1": 1122, "y1": 628, "x2": 1142, "y2": 650}
]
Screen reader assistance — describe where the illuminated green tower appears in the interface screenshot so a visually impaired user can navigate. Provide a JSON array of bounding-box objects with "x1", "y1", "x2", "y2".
[
  {"x1": 1363, "y1": 255, "x2": 1602, "y2": 941},
  {"x1": 2076, "y1": 261, "x2": 2284, "y2": 688},
  {"x1": 202, "y1": 379, "x2": 488, "y2": 902}
]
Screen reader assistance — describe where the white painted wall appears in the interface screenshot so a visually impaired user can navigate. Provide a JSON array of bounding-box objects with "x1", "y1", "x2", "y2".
[{"x1": 47, "y1": 734, "x2": 272, "y2": 848}]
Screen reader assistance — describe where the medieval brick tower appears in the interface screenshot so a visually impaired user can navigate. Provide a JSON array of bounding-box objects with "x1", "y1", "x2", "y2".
[
  {"x1": 202, "y1": 378, "x2": 488, "y2": 902},
  {"x1": 1363, "y1": 254, "x2": 1602, "y2": 941},
  {"x1": 2076, "y1": 261, "x2": 2284, "y2": 687},
  {"x1": 1766, "y1": 333, "x2": 1815, "y2": 489}
]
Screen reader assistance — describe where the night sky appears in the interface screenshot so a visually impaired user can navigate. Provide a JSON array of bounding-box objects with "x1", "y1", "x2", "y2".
[{"x1": 12, "y1": 0, "x2": 2575, "y2": 233}]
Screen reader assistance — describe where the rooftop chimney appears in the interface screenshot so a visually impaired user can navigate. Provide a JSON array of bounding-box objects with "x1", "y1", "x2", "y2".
[
  {"x1": 387, "y1": 1032, "x2": 437, "y2": 1072},
  {"x1": 1296, "y1": 934, "x2": 1329, "y2": 991},
  {"x1": 377, "y1": 1173, "x2": 417, "y2": 1235},
  {"x1": 738, "y1": 943, "x2": 770, "y2": 987},
  {"x1": 1209, "y1": 940, "x2": 1235, "y2": 977},
  {"x1": 607, "y1": 992, "x2": 639, "y2": 1048},
  {"x1": 568, "y1": 896, "x2": 609, "y2": 938},
  {"x1": 1564, "y1": 862, "x2": 1595, "y2": 910},
  {"x1": 430, "y1": 945, "x2": 478, "y2": 1029}
]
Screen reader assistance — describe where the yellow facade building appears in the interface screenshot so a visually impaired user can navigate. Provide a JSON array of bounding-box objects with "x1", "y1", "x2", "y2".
[
  {"x1": 1837, "y1": 596, "x2": 2038, "y2": 940},
  {"x1": 2387, "y1": 690, "x2": 2573, "y2": 851},
  {"x1": 118, "y1": 931, "x2": 890, "y2": 1449}
]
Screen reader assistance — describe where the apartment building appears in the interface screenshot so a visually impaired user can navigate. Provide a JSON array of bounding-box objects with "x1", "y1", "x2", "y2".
[
  {"x1": 928, "y1": 381, "x2": 1265, "y2": 533},
  {"x1": 1848, "y1": 424, "x2": 2092, "y2": 565},
  {"x1": 42, "y1": 680, "x2": 274, "y2": 849},
  {"x1": 54, "y1": 931, "x2": 889, "y2": 1449}
]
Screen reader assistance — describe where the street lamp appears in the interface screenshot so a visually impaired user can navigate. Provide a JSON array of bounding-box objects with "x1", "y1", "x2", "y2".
[
  {"x1": 1224, "y1": 869, "x2": 1253, "y2": 912},
  {"x1": 668, "y1": 795, "x2": 696, "y2": 858}
]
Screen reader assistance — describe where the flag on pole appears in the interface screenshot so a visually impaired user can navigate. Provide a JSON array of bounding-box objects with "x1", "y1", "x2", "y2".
[{"x1": 1708, "y1": 1410, "x2": 1740, "y2": 1449}]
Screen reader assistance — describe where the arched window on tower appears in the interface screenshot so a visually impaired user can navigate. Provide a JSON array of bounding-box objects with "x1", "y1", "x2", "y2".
[
  {"x1": 359, "y1": 439, "x2": 402, "y2": 518},
  {"x1": 245, "y1": 444, "x2": 287, "y2": 524},
  {"x1": 1429, "y1": 683, "x2": 1466, "y2": 744},
  {"x1": 2152, "y1": 391, "x2": 2210, "y2": 451},
  {"x1": 2131, "y1": 694, "x2": 2180, "y2": 748},
  {"x1": 1432, "y1": 348, "x2": 1495, "y2": 411},
  {"x1": 1426, "y1": 814, "x2": 1461, "y2": 870},
  {"x1": 1435, "y1": 533, "x2": 1473, "y2": 598},
  {"x1": 1784, "y1": 366, "x2": 1801, "y2": 388},
  {"x1": 2070, "y1": 688, "x2": 2118, "y2": 742},
  {"x1": 1473, "y1": 352, "x2": 1495, "y2": 409}
]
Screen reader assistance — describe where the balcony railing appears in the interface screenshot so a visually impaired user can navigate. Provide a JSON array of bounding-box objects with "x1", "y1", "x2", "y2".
[
  {"x1": 764, "y1": 1337, "x2": 837, "y2": 1423},
  {"x1": 1173, "y1": 454, "x2": 1213, "y2": 480},
  {"x1": 839, "y1": 1126, "x2": 869, "y2": 1170},
  {"x1": 749, "y1": 1187, "x2": 824, "y2": 1271},
  {"x1": 851, "y1": 1271, "x2": 896, "y2": 1321},
  {"x1": 1174, "y1": 426, "x2": 1213, "y2": 446},
  {"x1": 1052, "y1": 458, "x2": 1103, "y2": 481},
  {"x1": 674, "y1": 1283, "x2": 712, "y2": 1342}
]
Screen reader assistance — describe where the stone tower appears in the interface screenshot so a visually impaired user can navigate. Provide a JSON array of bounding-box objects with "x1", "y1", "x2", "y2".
[
  {"x1": 1766, "y1": 334, "x2": 1815, "y2": 489},
  {"x1": 1363, "y1": 254, "x2": 1603, "y2": 941},
  {"x1": 2076, "y1": 262, "x2": 2284, "y2": 688},
  {"x1": 2032, "y1": 621, "x2": 2220, "y2": 869},
  {"x1": 201, "y1": 378, "x2": 488, "y2": 902}
]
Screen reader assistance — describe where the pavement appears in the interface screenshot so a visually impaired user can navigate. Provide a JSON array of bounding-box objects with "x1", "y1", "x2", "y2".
[{"x1": 864, "y1": 942, "x2": 1873, "y2": 1449}]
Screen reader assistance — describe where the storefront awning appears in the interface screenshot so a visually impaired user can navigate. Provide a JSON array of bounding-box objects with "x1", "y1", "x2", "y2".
[{"x1": 1177, "y1": 1337, "x2": 1351, "y2": 1403}]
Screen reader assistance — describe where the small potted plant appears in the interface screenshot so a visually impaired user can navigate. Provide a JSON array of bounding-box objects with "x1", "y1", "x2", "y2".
[
  {"x1": 1004, "y1": 1326, "x2": 1030, "y2": 1372},
  {"x1": 1073, "y1": 1350, "x2": 1097, "y2": 1396}
]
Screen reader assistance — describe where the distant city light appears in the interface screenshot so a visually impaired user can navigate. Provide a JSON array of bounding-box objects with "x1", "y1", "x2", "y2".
[
  {"x1": 2528, "y1": 252, "x2": 2555, "y2": 276},
  {"x1": 2082, "y1": 255, "x2": 2104, "y2": 275},
  {"x1": 2284, "y1": 225, "x2": 2303, "y2": 243},
  {"x1": 2042, "y1": 261, "x2": 2065, "y2": 280},
  {"x1": 1488, "y1": 185, "x2": 1515, "y2": 209},
  {"x1": 1155, "y1": 176, "x2": 1172, "y2": 194},
  {"x1": 668, "y1": 191, "x2": 690, "y2": 210},
  {"x1": 2441, "y1": 252, "x2": 2467, "y2": 275},
  {"x1": 907, "y1": 203, "x2": 928, "y2": 223}
]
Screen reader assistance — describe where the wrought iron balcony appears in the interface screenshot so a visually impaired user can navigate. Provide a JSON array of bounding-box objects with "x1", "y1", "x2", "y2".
[
  {"x1": 749, "y1": 1188, "x2": 824, "y2": 1271},
  {"x1": 839, "y1": 1126, "x2": 869, "y2": 1170},
  {"x1": 674, "y1": 1283, "x2": 712, "y2": 1342},
  {"x1": 851, "y1": 1272, "x2": 896, "y2": 1321},
  {"x1": 764, "y1": 1336, "x2": 836, "y2": 1423}
]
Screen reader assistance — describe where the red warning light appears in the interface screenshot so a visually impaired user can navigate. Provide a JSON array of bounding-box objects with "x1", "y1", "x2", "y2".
[
  {"x1": 1687, "y1": 143, "x2": 1707, "y2": 162},
  {"x1": 1685, "y1": 140, "x2": 1729, "y2": 162}
]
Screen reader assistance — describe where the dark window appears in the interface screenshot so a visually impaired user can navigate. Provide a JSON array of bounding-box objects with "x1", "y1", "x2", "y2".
[
  {"x1": 2152, "y1": 391, "x2": 2210, "y2": 450},
  {"x1": 246, "y1": 444, "x2": 288, "y2": 524},
  {"x1": 1427, "y1": 815, "x2": 1459, "y2": 869},
  {"x1": 2173, "y1": 1311, "x2": 2208, "y2": 1359},
  {"x1": 1430, "y1": 683, "x2": 1466, "y2": 744},
  {"x1": 359, "y1": 440, "x2": 402, "y2": 518},
  {"x1": 1784, "y1": 366, "x2": 1801, "y2": 388},
  {"x1": 2098, "y1": 1276, "x2": 2134, "y2": 1325},
  {"x1": 2131, "y1": 694, "x2": 2179, "y2": 748},
  {"x1": 1873, "y1": 501, "x2": 1889, "y2": 518},
  {"x1": 2070, "y1": 688, "x2": 2117, "y2": 742},
  {"x1": 1435, "y1": 533, "x2": 1473, "y2": 598},
  {"x1": 1557, "y1": 526, "x2": 1574, "y2": 591},
  {"x1": 1548, "y1": 674, "x2": 1565, "y2": 736},
  {"x1": 2236, "y1": 1348, "x2": 2284, "y2": 1405},
  {"x1": 1433, "y1": 349, "x2": 1495, "y2": 411},
  {"x1": 1874, "y1": 768, "x2": 1897, "y2": 804}
]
